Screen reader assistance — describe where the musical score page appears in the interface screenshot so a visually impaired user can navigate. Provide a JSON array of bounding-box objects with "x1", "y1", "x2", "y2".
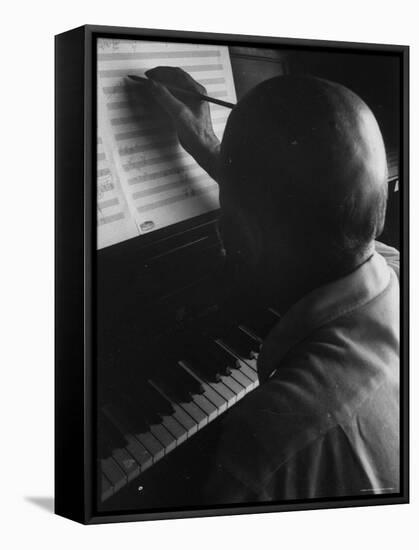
[
  {"x1": 97, "y1": 38, "x2": 237, "y2": 249},
  {"x1": 96, "y1": 135, "x2": 138, "y2": 248}
]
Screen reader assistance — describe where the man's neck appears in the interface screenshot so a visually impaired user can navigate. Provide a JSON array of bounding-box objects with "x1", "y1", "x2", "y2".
[{"x1": 258, "y1": 244, "x2": 375, "y2": 315}]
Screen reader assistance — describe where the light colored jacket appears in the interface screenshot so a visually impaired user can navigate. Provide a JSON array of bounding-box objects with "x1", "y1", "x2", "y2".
[{"x1": 208, "y1": 242, "x2": 400, "y2": 502}]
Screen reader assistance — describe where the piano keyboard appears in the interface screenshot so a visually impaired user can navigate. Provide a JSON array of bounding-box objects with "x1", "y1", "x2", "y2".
[{"x1": 99, "y1": 308, "x2": 281, "y2": 502}]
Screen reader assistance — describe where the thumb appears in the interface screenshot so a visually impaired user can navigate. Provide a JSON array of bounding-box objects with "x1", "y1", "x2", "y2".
[{"x1": 147, "y1": 78, "x2": 186, "y2": 119}]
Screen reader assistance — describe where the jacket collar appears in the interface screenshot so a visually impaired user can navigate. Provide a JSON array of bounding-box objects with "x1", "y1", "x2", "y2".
[{"x1": 258, "y1": 251, "x2": 392, "y2": 380}]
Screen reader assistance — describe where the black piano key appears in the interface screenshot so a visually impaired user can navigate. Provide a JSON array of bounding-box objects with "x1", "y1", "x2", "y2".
[
  {"x1": 225, "y1": 361, "x2": 254, "y2": 390},
  {"x1": 129, "y1": 382, "x2": 188, "y2": 444},
  {"x1": 181, "y1": 341, "x2": 228, "y2": 382},
  {"x1": 105, "y1": 400, "x2": 165, "y2": 463},
  {"x1": 238, "y1": 324, "x2": 264, "y2": 344},
  {"x1": 117, "y1": 394, "x2": 175, "y2": 458},
  {"x1": 177, "y1": 374, "x2": 219, "y2": 422},
  {"x1": 178, "y1": 360, "x2": 228, "y2": 414},
  {"x1": 156, "y1": 380, "x2": 198, "y2": 437},
  {"x1": 154, "y1": 351, "x2": 204, "y2": 401},
  {"x1": 122, "y1": 388, "x2": 163, "y2": 428},
  {"x1": 171, "y1": 361, "x2": 206, "y2": 397},
  {"x1": 124, "y1": 391, "x2": 179, "y2": 454},
  {"x1": 103, "y1": 368, "x2": 186, "y2": 458},
  {"x1": 136, "y1": 382, "x2": 176, "y2": 417},
  {"x1": 232, "y1": 357, "x2": 259, "y2": 385},
  {"x1": 189, "y1": 339, "x2": 249, "y2": 392},
  {"x1": 218, "y1": 326, "x2": 260, "y2": 366},
  {"x1": 142, "y1": 383, "x2": 192, "y2": 444},
  {"x1": 123, "y1": 374, "x2": 176, "y2": 420},
  {"x1": 187, "y1": 335, "x2": 233, "y2": 377},
  {"x1": 97, "y1": 300, "x2": 276, "y2": 504},
  {"x1": 149, "y1": 372, "x2": 208, "y2": 430},
  {"x1": 99, "y1": 407, "x2": 127, "y2": 452},
  {"x1": 149, "y1": 359, "x2": 200, "y2": 403},
  {"x1": 203, "y1": 341, "x2": 251, "y2": 385},
  {"x1": 102, "y1": 400, "x2": 154, "y2": 472},
  {"x1": 148, "y1": 379, "x2": 198, "y2": 437},
  {"x1": 173, "y1": 393, "x2": 208, "y2": 429},
  {"x1": 98, "y1": 411, "x2": 141, "y2": 481},
  {"x1": 212, "y1": 341, "x2": 259, "y2": 383},
  {"x1": 240, "y1": 307, "x2": 281, "y2": 341},
  {"x1": 183, "y1": 351, "x2": 242, "y2": 404}
]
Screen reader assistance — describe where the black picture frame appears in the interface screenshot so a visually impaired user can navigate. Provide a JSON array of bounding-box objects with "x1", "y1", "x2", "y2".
[{"x1": 55, "y1": 24, "x2": 409, "y2": 524}]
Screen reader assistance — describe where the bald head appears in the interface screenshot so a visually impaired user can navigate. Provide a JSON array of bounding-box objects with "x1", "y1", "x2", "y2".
[{"x1": 219, "y1": 76, "x2": 388, "y2": 272}]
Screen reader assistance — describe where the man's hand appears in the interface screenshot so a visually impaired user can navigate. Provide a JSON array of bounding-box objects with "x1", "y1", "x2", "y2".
[{"x1": 142, "y1": 67, "x2": 221, "y2": 181}]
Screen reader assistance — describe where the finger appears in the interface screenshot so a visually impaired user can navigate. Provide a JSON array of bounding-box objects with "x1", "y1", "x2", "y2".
[
  {"x1": 146, "y1": 67, "x2": 207, "y2": 94},
  {"x1": 176, "y1": 69, "x2": 207, "y2": 94},
  {"x1": 147, "y1": 79, "x2": 187, "y2": 118}
]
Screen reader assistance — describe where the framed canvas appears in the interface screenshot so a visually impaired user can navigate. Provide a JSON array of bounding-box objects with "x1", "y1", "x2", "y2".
[{"x1": 55, "y1": 24, "x2": 409, "y2": 524}]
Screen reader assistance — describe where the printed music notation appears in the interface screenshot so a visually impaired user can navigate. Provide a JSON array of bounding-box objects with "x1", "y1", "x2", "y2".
[{"x1": 97, "y1": 38, "x2": 237, "y2": 249}]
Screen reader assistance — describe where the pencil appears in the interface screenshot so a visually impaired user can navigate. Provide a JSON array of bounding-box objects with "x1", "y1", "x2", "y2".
[{"x1": 127, "y1": 74, "x2": 236, "y2": 109}]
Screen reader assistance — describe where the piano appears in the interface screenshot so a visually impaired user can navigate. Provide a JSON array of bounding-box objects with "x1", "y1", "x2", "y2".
[
  {"x1": 96, "y1": 47, "x2": 401, "y2": 512},
  {"x1": 97, "y1": 204, "x2": 287, "y2": 510}
]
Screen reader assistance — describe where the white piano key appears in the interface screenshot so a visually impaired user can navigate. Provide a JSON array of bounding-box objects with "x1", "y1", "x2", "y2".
[
  {"x1": 101, "y1": 474, "x2": 114, "y2": 502},
  {"x1": 136, "y1": 430, "x2": 165, "y2": 463},
  {"x1": 217, "y1": 372, "x2": 247, "y2": 401},
  {"x1": 148, "y1": 421, "x2": 177, "y2": 454},
  {"x1": 101, "y1": 457, "x2": 127, "y2": 492},
  {"x1": 104, "y1": 402, "x2": 165, "y2": 463},
  {"x1": 178, "y1": 360, "x2": 228, "y2": 414},
  {"x1": 112, "y1": 447, "x2": 141, "y2": 481},
  {"x1": 228, "y1": 367, "x2": 255, "y2": 394},
  {"x1": 215, "y1": 340, "x2": 259, "y2": 389},
  {"x1": 208, "y1": 377, "x2": 237, "y2": 406},
  {"x1": 149, "y1": 379, "x2": 201, "y2": 434},
  {"x1": 216, "y1": 337, "x2": 259, "y2": 372},
  {"x1": 100, "y1": 317, "x2": 268, "y2": 503},
  {"x1": 159, "y1": 413, "x2": 189, "y2": 445},
  {"x1": 125, "y1": 435, "x2": 153, "y2": 472},
  {"x1": 169, "y1": 402, "x2": 198, "y2": 436},
  {"x1": 191, "y1": 391, "x2": 218, "y2": 422}
]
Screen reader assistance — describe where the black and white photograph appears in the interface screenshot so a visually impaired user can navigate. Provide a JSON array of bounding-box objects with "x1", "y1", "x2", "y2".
[
  {"x1": 89, "y1": 29, "x2": 407, "y2": 519},
  {"x1": 4, "y1": 0, "x2": 419, "y2": 545}
]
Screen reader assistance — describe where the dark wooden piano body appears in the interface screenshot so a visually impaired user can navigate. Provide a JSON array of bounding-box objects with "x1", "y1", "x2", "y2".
[
  {"x1": 97, "y1": 207, "x2": 286, "y2": 511},
  {"x1": 96, "y1": 46, "x2": 401, "y2": 513}
]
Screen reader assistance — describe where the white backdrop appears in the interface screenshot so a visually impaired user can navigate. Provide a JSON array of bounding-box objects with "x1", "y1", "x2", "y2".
[{"x1": 1, "y1": 1, "x2": 416, "y2": 548}]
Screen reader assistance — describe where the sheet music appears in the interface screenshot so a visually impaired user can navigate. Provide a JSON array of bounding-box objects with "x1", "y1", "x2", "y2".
[
  {"x1": 97, "y1": 38, "x2": 237, "y2": 249},
  {"x1": 96, "y1": 135, "x2": 138, "y2": 248}
]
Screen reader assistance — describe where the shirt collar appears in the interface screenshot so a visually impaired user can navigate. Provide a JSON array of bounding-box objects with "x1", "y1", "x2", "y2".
[{"x1": 258, "y1": 251, "x2": 391, "y2": 380}]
